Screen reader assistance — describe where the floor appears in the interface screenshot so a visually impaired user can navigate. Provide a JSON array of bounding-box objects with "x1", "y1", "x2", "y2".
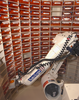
[{"x1": 12, "y1": 78, "x2": 47, "y2": 100}]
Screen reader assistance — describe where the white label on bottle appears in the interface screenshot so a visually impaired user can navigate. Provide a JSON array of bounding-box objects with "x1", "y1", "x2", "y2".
[
  {"x1": 4, "y1": 17, "x2": 9, "y2": 18},
  {"x1": 13, "y1": 11, "x2": 18, "y2": 13},
  {"x1": 13, "y1": 21, "x2": 19, "y2": 24},
  {"x1": 8, "y1": 60, "x2": 13, "y2": 64},
  {"x1": 14, "y1": 28, "x2": 19, "y2": 31},
  {"x1": 73, "y1": 22, "x2": 79, "y2": 24},
  {"x1": 7, "y1": 48, "x2": 12, "y2": 53},
  {"x1": 53, "y1": 18, "x2": 59, "y2": 19},
  {"x1": 75, "y1": 12, "x2": 79, "y2": 14},
  {"x1": 53, "y1": 27, "x2": 59, "y2": 29},
  {"x1": 16, "y1": 51, "x2": 20, "y2": 55},
  {"x1": 42, "y1": 37, "x2": 48, "y2": 39},
  {"x1": 23, "y1": 0, "x2": 28, "y2": 1},
  {"x1": 43, "y1": 18, "x2": 49, "y2": 19},
  {"x1": 24, "y1": 6, "x2": 29, "y2": 8},
  {"x1": 2, "y1": 21, "x2": 9, "y2": 24},
  {"x1": 14, "y1": 34, "x2": 20, "y2": 37},
  {"x1": 34, "y1": 52, "x2": 38, "y2": 55},
  {"x1": 34, "y1": 12, "x2": 39, "y2": 14},
  {"x1": 52, "y1": 22, "x2": 59, "y2": 24},
  {"x1": 65, "y1": 2, "x2": 71, "y2": 4},
  {"x1": 64, "y1": 18, "x2": 70, "y2": 20},
  {"x1": 43, "y1": 28, "x2": 48, "y2": 29},
  {"x1": 73, "y1": 28, "x2": 79, "y2": 30},
  {"x1": 43, "y1": 7, "x2": 49, "y2": 9},
  {"x1": 63, "y1": 28, "x2": 69, "y2": 29},
  {"x1": 33, "y1": 48, "x2": 38, "y2": 50},
  {"x1": 9, "y1": 66, "x2": 14, "y2": 70},
  {"x1": 15, "y1": 41, "x2": 20, "y2": 43},
  {"x1": 3, "y1": 2, "x2": 7, "y2": 4},
  {"x1": 33, "y1": 18, "x2": 39, "y2": 19},
  {"x1": 64, "y1": 12, "x2": 70, "y2": 15},
  {"x1": 4, "y1": 29, "x2": 10, "y2": 32},
  {"x1": 44, "y1": 2, "x2": 50, "y2": 4},
  {"x1": 43, "y1": 33, "x2": 48, "y2": 34},
  {"x1": 43, "y1": 13, "x2": 49, "y2": 14},
  {"x1": 17, "y1": 62, "x2": 22, "y2": 65},
  {"x1": 54, "y1": 2, "x2": 61, "y2": 4},
  {"x1": 33, "y1": 28, "x2": 38, "y2": 29},
  {"x1": 24, "y1": 44, "x2": 30, "y2": 46},
  {"x1": 33, "y1": 43, "x2": 38, "y2": 45},
  {"x1": 24, "y1": 39, "x2": 29, "y2": 41},
  {"x1": 33, "y1": 33, "x2": 38, "y2": 35},
  {"x1": 13, "y1": 4, "x2": 18, "y2": 6},
  {"x1": 43, "y1": 42, "x2": 48, "y2": 44},
  {"x1": 25, "y1": 63, "x2": 30, "y2": 66},
  {"x1": 33, "y1": 57, "x2": 38, "y2": 59},
  {"x1": 76, "y1": 7, "x2": 79, "y2": 9},
  {"x1": 33, "y1": 38, "x2": 39, "y2": 40},
  {"x1": 65, "y1": 7, "x2": 71, "y2": 10},
  {"x1": 75, "y1": 18, "x2": 79, "y2": 20},
  {"x1": 5, "y1": 36, "x2": 10, "y2": 39},
  {"x1": 33, "y1": 7, "x2": 39, "y2": 9},
  {"x1": 33, "y1": 21, "x2": 39, "y2": 23},
  {"x1": 3, "y1": 9, "x2": 8, "y2": 11},
  {"x1": 22, "y1": 22, "x2": 29, "y2": 23},
  {"x1": 62, "y1": 22, "x2": 70, "y2": 24},
  {"x1": 14, "y1": 17, "x2": 19, "y2": 19},
  {"x1": 23, "y1": 12, "x2": 29, "y2": 14},
  {"x1": 24, "y1": 17, "x2": 29, "y2": 19},
  {"x1": 15, "y1": 46, "x2": 20, "y2": 49},
  {"x1": 16, "y1": 56, "x2": 21, "y2": 60},
  {"x1": 77, "y1": 2, "x2": 79, "y2": 3},
  {"x1": 33, "y1": 1, "x2": 39, "y2": 3},
  {"x1": 8, "y1": 54, "x2": 12, "y2": 59},
  {"x1": 24, "y1": 28, "x2": 29, "y2": 30}
]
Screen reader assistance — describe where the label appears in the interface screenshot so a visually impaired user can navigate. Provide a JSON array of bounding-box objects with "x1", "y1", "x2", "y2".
[
  {"x1": 13, "y1": 4, "x2": 18, "y2": 6},
  {"x1": 33, "y1": 18, "x2": 39, "y2": 19},
  {"x1": 33, "y1": 38, "x2": 39, "y2": 40},
  {"x1": 15, "y1": 41, "x2": 20, "y2": 43},
  {"x1": 4, "y1": 29, "x2": 10, "y2": 32},
  {"x1": 33, "y1": 1, "x2": 39, "y2": 3},
  {"x1": 28, "y1": 69, "x2": 41, "y2": 82},
  {"x1": 22, "y1": 22, "x2": 29, "y2": 24},
  {"x1": 43, "y1": 18, "x2": 49, "y2": 19},
  {"x1": 43, "y1": 7, "x2": 49, "y2": 9},
  {"x1": 33, "y1": 28, "x2": 38, "y2": 29},
  {"x1": 24, "y1": 44, "x2": 30, "y2": 46},
  {"x1": 44, "y1": 2, "x2": 50, "y2": 4},
  {"x1": 32, "y1": 21, "x2": 39, "y2": 23},
  {"x1": 24, "y1": 38, "x2": 30, "y2": 41},
  {"x1": 3, "y1": 10, "x2": 8, "y2": 11},
  {"x1": 34, "y1": 12, "x2": 39, "y2": 14},
  {"x1": 64, "y1": 7, "x2": 71, "y2": 10},
  {"x1": 13, "y1": 21, "x2": 19, "y2": 24},
  {"x1": 14, "y1": 17, "x2": 19, "y2": 19},
  {"x1": 16, "y1": 51, "x2": 21, "y2": 55},
  {"x1": 13, "y1": 11, "x2": 18, "y2": 13},
  {"x1": 65, "y1": 2, "x2": 72, "y2": 4},
  {"x1": 4, "y1": 17, "x2": 9, "y2": 18},
  {"x1": 23, "y1": 28, "x2": 29, "y2": 30},
  {"x1": 2, "y1": 21, "x2": 9, "y2": 24},
  {"x1": 76, "y1": 7, "x2": 79, "y2": 9},
  {"x1": 75, "y1": 18, "x2": 79, "y2": 20},
  {"x1": 54, "y1": 2, "x2": 61, "y2": 4},
  {"x1": 15, "y1": 46, "x2": 21, "y2": 49},
  {"x1": 43, "y1": 13, "x2": 49, "y2": 14},
  {"x1": 75, "y1": 12, "x2": 79, "y2": 15},
  {"x1": 23, "y1": 12, "x2": 29, "y2": 14},
  {"x1": 14, "y1": 34, "x2": 20, "y2": 37},
  {"x1": 24, "y1": 17, "x2": 29, "y2": 19},
  {"x1": 42, "y1": 28, "x2": 48, "y2": 29},
  {"x1": 23, "y1": 0, "x2": 29, "y2": 1},
  {"x1": 33, "y1": 7, "x2": 39, "y2": 9},
  {"x1": 24, "y1": 6, "x2": 29, "y2": 8},
  {"x1": 64, "y1": 12, "x2": 70, "y2": 15},
  {"x1": 14, "y1": 28, "x2": 19, "y2": 31},
  {"x1": 3, "y1": 2, "x2": 7, "y2": 4}
]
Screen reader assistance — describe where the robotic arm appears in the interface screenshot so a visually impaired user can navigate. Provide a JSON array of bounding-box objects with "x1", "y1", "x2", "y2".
[{"x1": 9, "y1": 32, "x2": 79, "y2": 100}]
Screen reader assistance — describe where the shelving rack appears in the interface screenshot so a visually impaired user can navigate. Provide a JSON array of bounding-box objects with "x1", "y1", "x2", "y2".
[{"x1": 0, "y1": 0, "x2": 79, "y2": 99}]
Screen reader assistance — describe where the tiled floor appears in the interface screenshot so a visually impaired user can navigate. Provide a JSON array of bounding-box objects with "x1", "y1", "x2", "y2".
[{"x1": 12, "y1": 79, "x2": 47, "y2": 100}]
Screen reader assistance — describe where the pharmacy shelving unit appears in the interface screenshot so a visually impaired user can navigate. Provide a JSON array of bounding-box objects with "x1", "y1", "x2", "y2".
[{"x1": 0, "y1": 0, "x2": 79, "y2": 99}]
